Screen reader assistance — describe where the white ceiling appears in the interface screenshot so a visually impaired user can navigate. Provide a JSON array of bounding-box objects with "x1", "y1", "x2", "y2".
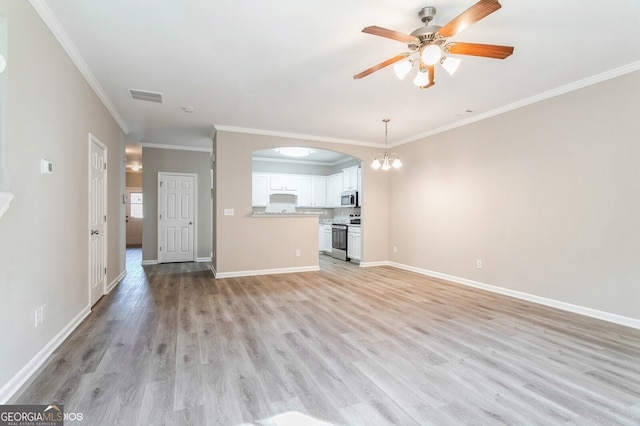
[{"x1": 33, "y1": 0, "x2": 640, "y2": 168}]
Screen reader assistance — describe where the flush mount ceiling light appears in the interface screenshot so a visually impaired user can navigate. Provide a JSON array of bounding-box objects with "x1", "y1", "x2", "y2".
[
  {"x1": 354, "y1": 0, "x2": 514, "y2": 90},
  {"x1": 276, "y1": 147, "x2": 312, "y2": 157},
  {"x1": 371, "y1": 119, "x2": 402, "y2": 171}
]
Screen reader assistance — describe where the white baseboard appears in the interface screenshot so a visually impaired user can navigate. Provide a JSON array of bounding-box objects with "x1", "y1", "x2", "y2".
[
  {"x1": 0, "y1": 305, "x2": 91, "y2": 404},
  {"x1": 142, "y1": 258, "x2": 210, "y2": 265},
  {"x1": 105, "y1": 270, "x2": 126, "y2": 294},
  {"x1": 389, "y1": 261, "x2": 640, "y2": 330},
  {"x1": 215, "y1": 265, "x2": 320, "y2": 279},
  {"x1": 359, "y1": 260, "x2": 390, "y2": 268}
]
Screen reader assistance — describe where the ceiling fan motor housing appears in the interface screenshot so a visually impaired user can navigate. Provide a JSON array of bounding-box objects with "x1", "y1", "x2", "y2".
[
  {"x1": 418, "y1": 6, "x2": 436, "y2": 23},
  {"x1": 410, "y1": 7, "x2": 443, "y2": 50}
]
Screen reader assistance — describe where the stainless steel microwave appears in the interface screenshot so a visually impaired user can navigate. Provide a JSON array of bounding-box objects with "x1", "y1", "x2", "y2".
[{"x1": 341, "y1": 190, "x2": 358, "y2": 207}]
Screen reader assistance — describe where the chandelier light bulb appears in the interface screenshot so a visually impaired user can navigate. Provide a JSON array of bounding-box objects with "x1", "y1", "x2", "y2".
[
  {"x1": 388, "y1": 152, "x2": 402, "y2": 169},
  {"x1": 393, "y1": 60, "x2": 412, "y2": 80},
  {"x1": 381, "y1": 155, "x2": 391, "y2": 171},
  {"x1": 371, "y1": 157, "x2": 382, "y2": 169},
  {"x1": 421, "y1": 44, "x2": 442, "y2": 66}
]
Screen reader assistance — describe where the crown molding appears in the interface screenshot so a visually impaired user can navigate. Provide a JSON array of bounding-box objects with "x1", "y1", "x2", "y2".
[
  {"x1": 139, "y1": 143, "x2": 212, "y2": 153},
  {"x1": 214, "y1": 125, "x2": 380, "y2": 148},
  {"x1": 393, "y1": 61, "x2": 640, "y2": 147},
  {"x1": 28, "y1": 0, "x2": 129, "y2": 134},
  {"x1": 252, "y1": 155, "x2": 355, "y2": 167}
]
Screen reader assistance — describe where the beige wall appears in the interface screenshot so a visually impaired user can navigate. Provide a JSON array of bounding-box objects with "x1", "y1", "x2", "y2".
[
  {"x1": 0, "y1": 0, "x2": 125, "y2": 400},
  {"x1": 141, "y1": 147, "x2": 212, "y2": 261},
  {"x1": 214, "y1": 131, "x2": 388, "y2": 274},
  {"x1": 126, "y1": 171, "x2": 142, "y2": 187},
  {"x1": 388, "y1": 70, "x2": 640, "y2": 320}
]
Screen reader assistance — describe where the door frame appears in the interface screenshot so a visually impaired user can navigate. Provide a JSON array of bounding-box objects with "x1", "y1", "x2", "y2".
[
  {"x1": 157, "y1": 172, "x2": 197, "y2": 263},
  {"x1": 88, "y1": 133, "x2": 107, "y2": 307}
]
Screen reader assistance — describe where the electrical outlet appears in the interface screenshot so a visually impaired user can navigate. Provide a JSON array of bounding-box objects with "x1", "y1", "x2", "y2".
[
  {"x1": 476, "y1": 260, "x2": 482, "y2": 269},
  {"x1": 295, "y1": 249, "x2": 301, "y2": 257},
  {"x1": 393, "y1": 246, "x2": 397, "y2": 253}
]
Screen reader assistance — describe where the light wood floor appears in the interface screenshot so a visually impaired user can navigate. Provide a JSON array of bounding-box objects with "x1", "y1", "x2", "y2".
[{"x1": 12, "y1": 249, "x2": 640, "y2": 425}]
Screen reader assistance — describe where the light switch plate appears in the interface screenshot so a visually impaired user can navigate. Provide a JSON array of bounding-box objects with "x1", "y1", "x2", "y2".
[
  {"x1": 41, "y1": 159, "x2": 53, "y2": 174},
  {"x1": 223, "y1": 208, "x2": 234, "y2": 216}
]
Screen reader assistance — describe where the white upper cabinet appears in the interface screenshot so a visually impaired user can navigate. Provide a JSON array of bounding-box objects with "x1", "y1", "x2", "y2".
[
  {"x1": 270, "y1": 174, "x2": 299, "y2": 192},
  {"x1": 298, "y1": 175, "x2": 327, "y2": 207},
  {"x1": 252, "y1": 173, "x2": 269, "y2": 207},
  {"x1": 342, "y1": 166, "x2": 359, "y2": 191},
  {"x1": 327, "y1": 173, "x2": 343, "y2": 207},
  {"x1": 311, "y1": 176, "x2": 327, "y2": 207},
  {"x1": 253, "y1": 170, "x2": 361, "y2": 208},
  {"x1": 254, "y1": 173, "x2": 328, "y2": 207}
]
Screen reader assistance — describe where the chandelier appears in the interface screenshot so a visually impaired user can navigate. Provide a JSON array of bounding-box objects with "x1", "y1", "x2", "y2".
[{"x1": 371, "y1": 119, "x2": 402, "y2": 170}]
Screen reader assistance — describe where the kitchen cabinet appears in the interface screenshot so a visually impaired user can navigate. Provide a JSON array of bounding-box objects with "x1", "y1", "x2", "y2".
[
  {"x1": 342, "y1": 166, "x2": 359, "y2": 191},
  {"x1": 347, "y1": 226, "x2": 362, "y2": 261},
  {"x1": 313, "y1": 176, "x2": 327, "y2": 207},
  {"x1": 270, "y1": 174, "x2": 299, "y2": 192},
  {"x1": 299, "y1": 176, "x2": 327, "y2": 207},
  {"x1": 252, "y1": 173, "x2": 269, "y2": 207},
  {"x1": 319, "y1": 224, "x2": 332, "y2": 253},
  {"x1": 326, "y1": 173, "x2": 343, "y2": 207}
]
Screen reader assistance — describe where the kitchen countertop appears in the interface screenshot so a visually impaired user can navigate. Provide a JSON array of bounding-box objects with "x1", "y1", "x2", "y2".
[{"x1": 252, "y1": 211, "x2": 324, "y2": 217}]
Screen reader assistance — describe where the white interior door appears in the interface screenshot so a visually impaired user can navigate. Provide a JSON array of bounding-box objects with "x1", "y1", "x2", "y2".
[
  {"x1": 158, "y1": 173, "x2": 195, "y2": 263},
  {"x1": 126, "y1": 188, "x2": 143, "y2": 247},
  {"x1": 89, "y1": 135, "x2": 107, "y2": 306}
]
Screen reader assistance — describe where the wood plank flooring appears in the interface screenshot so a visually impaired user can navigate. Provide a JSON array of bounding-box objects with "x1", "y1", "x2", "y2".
[{"x1": 11, "y1": 249, "x2": 640, "y2": 425}]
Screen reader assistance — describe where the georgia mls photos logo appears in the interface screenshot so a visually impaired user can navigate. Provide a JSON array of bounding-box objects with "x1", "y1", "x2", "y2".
[{"x1": 0, "y1": 404, "x2": 64, "y2": 426}]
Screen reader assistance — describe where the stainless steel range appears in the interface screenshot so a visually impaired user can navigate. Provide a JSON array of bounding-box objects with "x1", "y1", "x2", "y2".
[{"x1": 331, "y1": 223, "x2": 349, "y2": 261}]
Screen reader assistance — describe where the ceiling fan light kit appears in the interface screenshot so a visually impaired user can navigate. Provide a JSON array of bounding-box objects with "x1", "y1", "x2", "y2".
[
  {"x1": 393, "y1": 59, "x2": 413, "y2": 80},
  {"x1": 354, "y1": 0, "x2": 514, "y2": 90},
  {"x1": 441, "y1": 56, "x2": 462, "y2": 75}
]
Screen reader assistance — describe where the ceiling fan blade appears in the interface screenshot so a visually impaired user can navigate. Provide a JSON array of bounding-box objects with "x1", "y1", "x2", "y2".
[
  {"x1": 362, "y1": 26, "x2": 418, "y2": 43},
  {"x1": 437, "y1": 0, "x2": 502, "y2": 38},
  {"x1": 446, "y1": 42, "x2": 514, "y2": 59},
  {"x1": 353, "y1": 53, "x2": 410, "y2": 79}
]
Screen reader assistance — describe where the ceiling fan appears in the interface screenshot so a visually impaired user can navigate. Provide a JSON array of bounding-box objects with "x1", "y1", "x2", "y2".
[{"x1": 353, "y1": 0, "x2": 514, "y2": 89}]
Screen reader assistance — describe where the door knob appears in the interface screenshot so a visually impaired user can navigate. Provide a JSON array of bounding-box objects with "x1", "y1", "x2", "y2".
[{"x1": 189, "y1": 221, "x2": 193, "y2": 225}]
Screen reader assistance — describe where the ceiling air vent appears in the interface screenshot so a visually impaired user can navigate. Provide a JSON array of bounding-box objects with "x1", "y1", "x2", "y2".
[{"x1": 128, "y1": 89, "x2": 163, "y2": 103}]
